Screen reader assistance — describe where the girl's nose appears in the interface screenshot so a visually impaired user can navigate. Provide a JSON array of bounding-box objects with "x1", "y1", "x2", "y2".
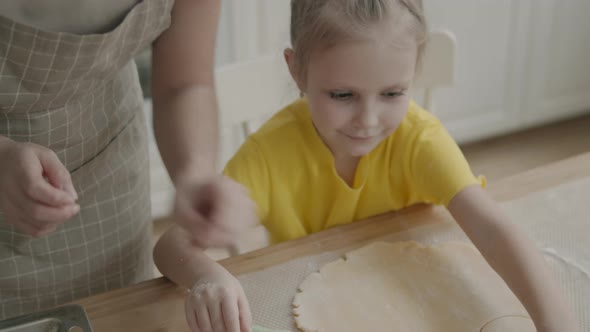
[{"x1": 355, "y1": 101, "x2": 379, "y2": 128}]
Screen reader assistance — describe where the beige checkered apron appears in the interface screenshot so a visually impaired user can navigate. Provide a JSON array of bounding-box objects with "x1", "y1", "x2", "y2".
[{"x1": 0, "y1": 0, "x2": 174, "y2": 319}]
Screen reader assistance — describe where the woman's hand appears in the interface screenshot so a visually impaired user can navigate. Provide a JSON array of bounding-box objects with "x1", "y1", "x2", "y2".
[
  {"x1": 174, "y1": 174, "x2": 257, "y2": 248},
  {"x1": 0, "y1": 138, "x2": 79, "y2": 237}
]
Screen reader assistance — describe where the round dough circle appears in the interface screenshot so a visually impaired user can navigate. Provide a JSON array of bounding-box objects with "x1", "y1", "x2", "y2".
[{"x1": 293, "y1": 241, "x2": 531, "y2": 332}]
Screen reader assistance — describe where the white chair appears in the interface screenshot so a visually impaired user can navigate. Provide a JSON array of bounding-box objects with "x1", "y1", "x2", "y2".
[
  {"x1": 215, "y1": 30, "x2": 457, "y2": 256},
  {"x1": 215, "y1": 52, "x2": 299, "y2": 168},
  {"x1": 414, "y1": 30, "x2": 456, "y2": 114}
]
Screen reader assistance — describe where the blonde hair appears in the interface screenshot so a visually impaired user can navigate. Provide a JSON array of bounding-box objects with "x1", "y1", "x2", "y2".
[{"x1": 290, "y1": 0, "x2": 427, "y2": 83}]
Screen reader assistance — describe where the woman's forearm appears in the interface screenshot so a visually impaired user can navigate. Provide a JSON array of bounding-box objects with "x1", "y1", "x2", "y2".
[{"x1": 152, "y1": 85, "x2": 219, "y2": 184}]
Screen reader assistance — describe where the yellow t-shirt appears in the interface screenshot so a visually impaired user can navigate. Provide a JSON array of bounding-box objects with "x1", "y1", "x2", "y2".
[{"x1": 224, "y1": 98, "x2": 485, "y2": 244}]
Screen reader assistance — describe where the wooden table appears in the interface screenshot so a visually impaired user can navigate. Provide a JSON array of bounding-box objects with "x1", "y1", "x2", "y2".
[{"x1": 74, "y1": 152, "x2": 590, "y2": 331}]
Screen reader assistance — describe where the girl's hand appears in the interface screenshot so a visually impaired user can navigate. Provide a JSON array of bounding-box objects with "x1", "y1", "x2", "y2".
[
  {"x1": 185, "y1": 267, "x2": 252, "y2": 332},
  {"x1": 174, "y1": 174, "x2": 257, "y2": 248},
  {"x1": 0, "y1": 138, "x2": 79, "y2": 237}
]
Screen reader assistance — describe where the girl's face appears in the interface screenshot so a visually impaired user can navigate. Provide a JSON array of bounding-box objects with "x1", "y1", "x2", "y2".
[{"x1": 289, "y1": 36, "x2": 417, "y2": 159}]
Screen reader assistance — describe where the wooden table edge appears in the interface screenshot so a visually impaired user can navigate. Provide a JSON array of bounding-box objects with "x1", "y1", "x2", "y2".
[{"x1": 74, "y1": 151, "x2": 590, "y2": 323}]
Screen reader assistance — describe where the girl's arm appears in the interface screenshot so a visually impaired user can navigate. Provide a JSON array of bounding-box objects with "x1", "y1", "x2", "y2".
[
  {"x1": 154, "y1": 225, "x2": 223, "y2": 289},
  {"x1": 154, "y1": 225, "x2": 252, "y2": 332},
  {"x1": 448, "y1": 185, "x2": 579, "y2": 332}
]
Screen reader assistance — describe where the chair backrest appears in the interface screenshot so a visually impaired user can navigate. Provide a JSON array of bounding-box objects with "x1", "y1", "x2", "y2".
[
  {"x1": 215, "y1": 30, "x2": 456, "y2": 169},
  {"x1": 414, "y1": 30, "x2": 456, "y2": 112},
  {"x1": 216, "y1": 52, "x2": 298, "y2": 168}
]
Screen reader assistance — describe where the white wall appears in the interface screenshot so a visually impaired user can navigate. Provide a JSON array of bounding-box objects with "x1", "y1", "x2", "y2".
[{"x1": 215, "y1": 0, "x2": 291, "y2": 66}]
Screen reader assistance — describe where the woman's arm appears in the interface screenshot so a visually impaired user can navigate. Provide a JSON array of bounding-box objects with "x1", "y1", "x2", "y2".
[
  {"x1": 150, "y1": 0, "x2": 258, "y2": 245},
  {"x1": 448, "y1": 185, "x2": 579, "y2": 332},
  {"x1": 151, "y1": 0, "x2": 221, "y2": 183}
]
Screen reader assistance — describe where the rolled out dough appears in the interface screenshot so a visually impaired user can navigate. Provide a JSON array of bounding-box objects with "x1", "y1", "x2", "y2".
[{"x1": 292, "y1": 241, "x2": 535, "y2": 332}]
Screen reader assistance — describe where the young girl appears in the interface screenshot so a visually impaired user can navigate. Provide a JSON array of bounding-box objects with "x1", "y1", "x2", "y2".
[{"x1": 154, "y1": 1, "x2": 579, "y2": 331}]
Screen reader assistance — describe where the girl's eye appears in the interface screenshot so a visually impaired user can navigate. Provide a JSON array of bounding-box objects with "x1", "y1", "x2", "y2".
[
  {"x1": 329, "y1": 91, "x2": 354, "y2": 100},
  {"x1": 382, "y1": 91, "x2": 405, "y2": 98}
]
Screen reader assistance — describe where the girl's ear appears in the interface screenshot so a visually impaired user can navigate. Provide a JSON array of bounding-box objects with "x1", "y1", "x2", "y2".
[{"x1": 284, "y1": 48, "x2": 305, "y2": 94}]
